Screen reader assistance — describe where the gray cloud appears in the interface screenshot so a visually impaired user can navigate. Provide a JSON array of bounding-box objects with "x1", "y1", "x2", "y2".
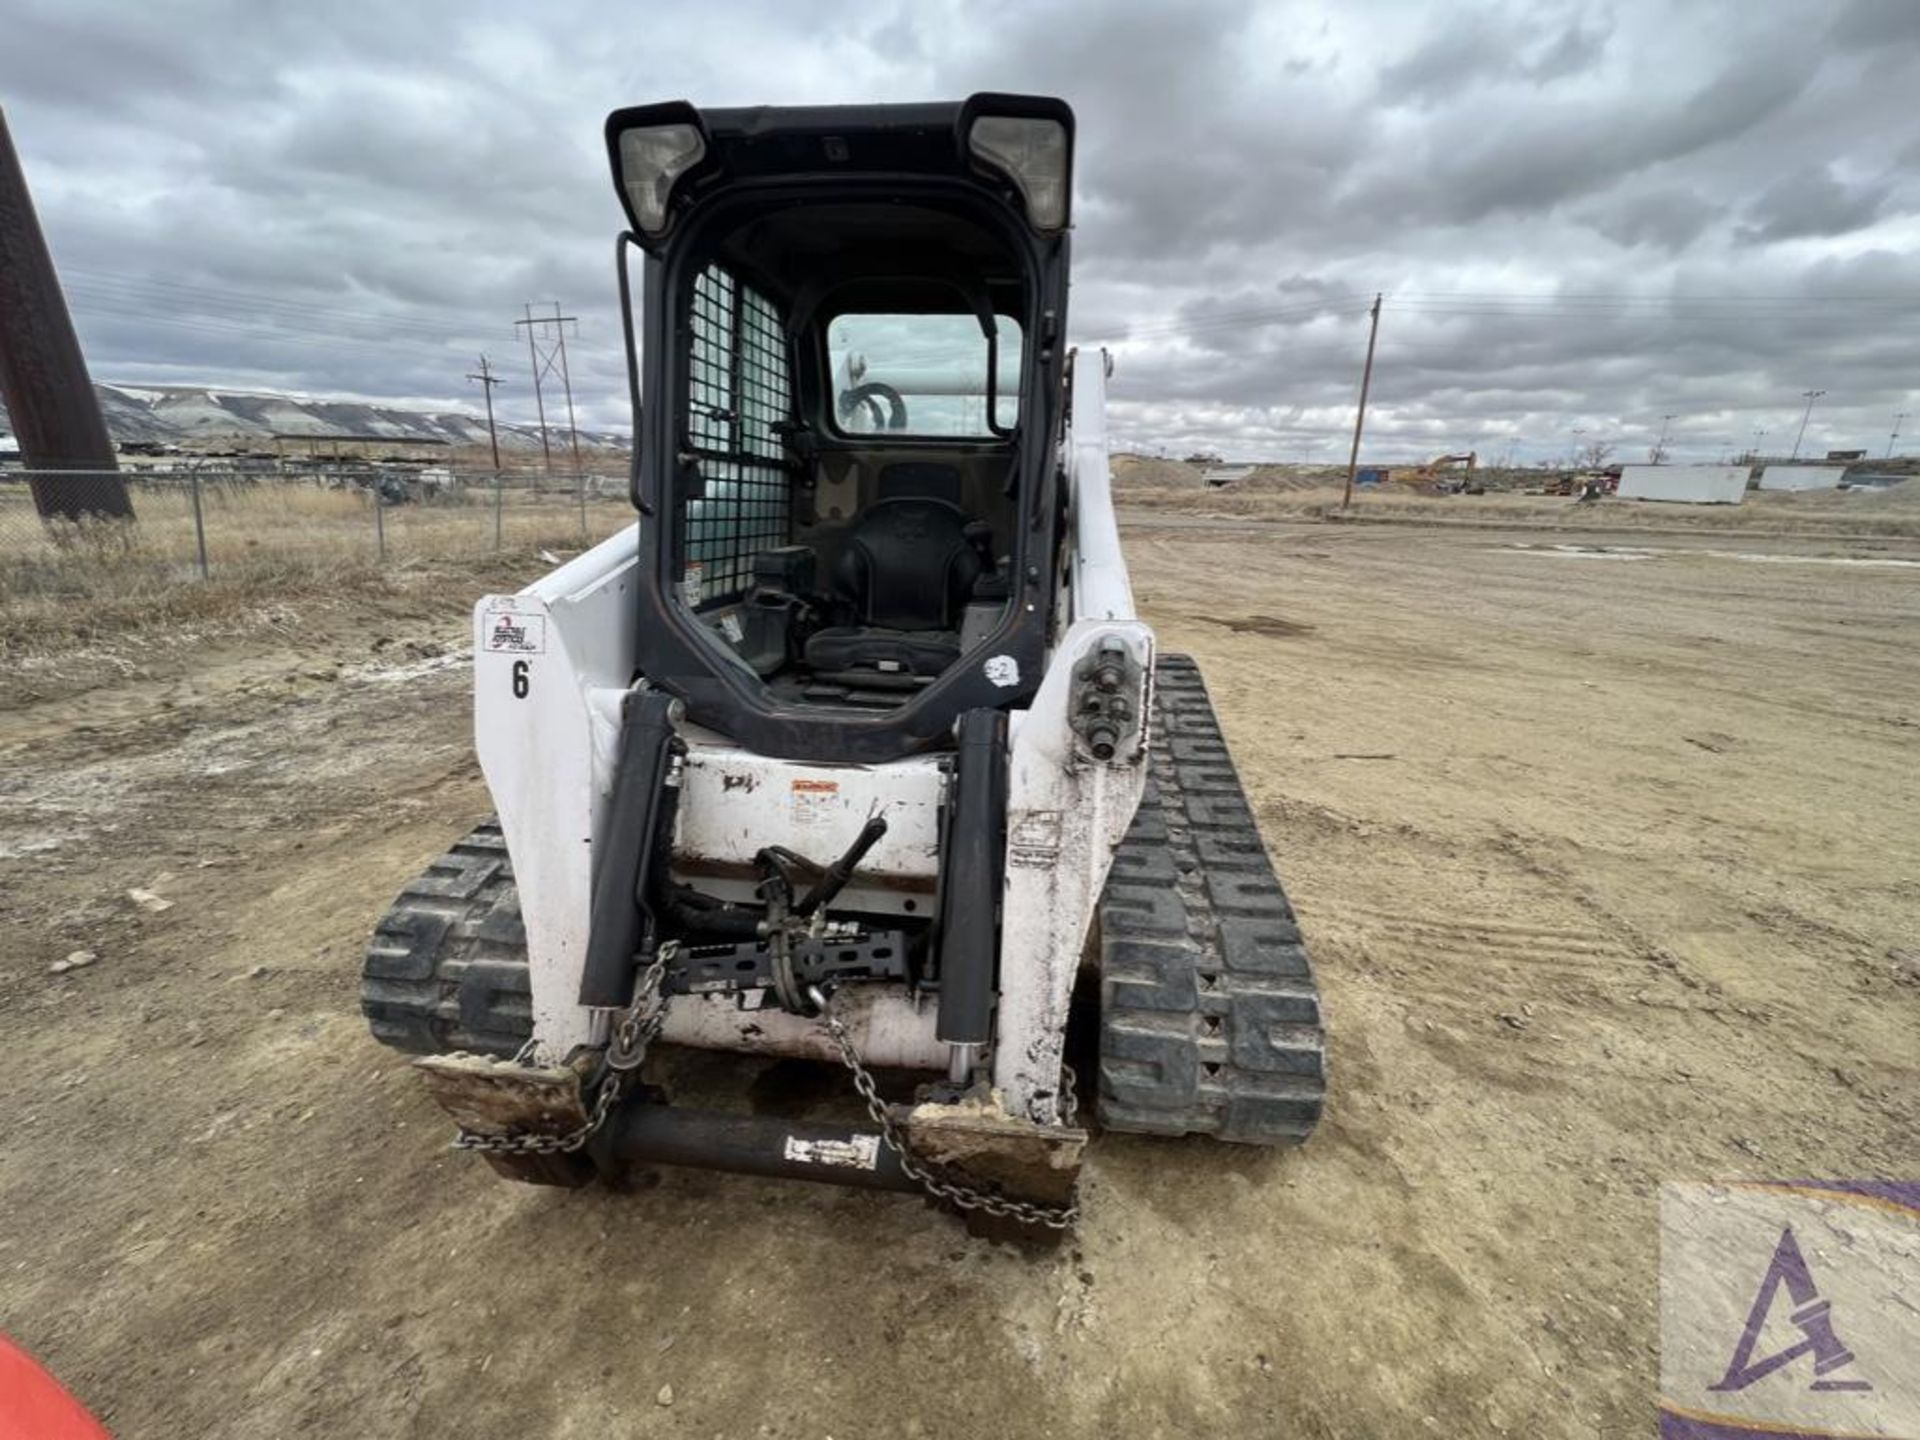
[
  {"x1": 1737, "y1": 164, "x2": 1891, "y2": 244},
  {"x1": 0, "y1": 0, "x2": 1916, "y2": 463}
]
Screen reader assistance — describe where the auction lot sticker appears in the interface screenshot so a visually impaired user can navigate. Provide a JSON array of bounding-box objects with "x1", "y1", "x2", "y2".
[
  {"x1": 483, "y1": 608, "x2": 546, "y2": 654},
  {"x1": 1661, "y1": 1181, "x2": 1920, "y2": 1438}
]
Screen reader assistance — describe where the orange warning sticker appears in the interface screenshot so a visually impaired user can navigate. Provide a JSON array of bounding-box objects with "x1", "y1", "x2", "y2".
[{"x1": 790, "y1": 777, "x2": 839, "y2": 826}]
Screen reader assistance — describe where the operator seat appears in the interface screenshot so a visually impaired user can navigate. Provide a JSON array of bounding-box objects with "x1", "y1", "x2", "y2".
[{"x1": 803, "y1": 464, "x2": 984, "y2": 685}]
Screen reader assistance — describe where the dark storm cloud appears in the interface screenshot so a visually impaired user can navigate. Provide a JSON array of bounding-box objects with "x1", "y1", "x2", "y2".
[
  {"x1": 1, "y1": 0, "x2": 1917, "y2": 460},
  {"x1": 1737, "y1": 165, "x2": 1891, "y2": 244}
]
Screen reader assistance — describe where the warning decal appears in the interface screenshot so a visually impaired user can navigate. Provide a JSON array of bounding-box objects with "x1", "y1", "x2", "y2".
[
  {"x1": 782, "y1": 1134, "x2": 881, "y2": 1170},
  {"x1": 790, "y1": 777, "x2": 839, "y2": 826}
]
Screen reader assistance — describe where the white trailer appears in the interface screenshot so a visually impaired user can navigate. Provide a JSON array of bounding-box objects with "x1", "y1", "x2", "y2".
[
  {"x1": 1758, "y1": 465, "x2": 1845, "y2": 492},
  {"x1": 1617, "y1": 465, "x2": 1749, "y2": 505}
]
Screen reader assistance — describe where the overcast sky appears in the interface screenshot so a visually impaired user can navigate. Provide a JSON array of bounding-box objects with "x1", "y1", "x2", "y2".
[{"x1": 4, "y1": 0, "x2": 1918, "y2": 463}]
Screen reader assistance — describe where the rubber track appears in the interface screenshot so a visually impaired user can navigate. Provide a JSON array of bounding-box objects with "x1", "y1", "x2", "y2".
[
  {"x1": 360, "y1": 821, "x2": 536, "y2": 1058},
  {"x1": 1096, "y1": 654, "x2": 1327, "y2": 1145}
]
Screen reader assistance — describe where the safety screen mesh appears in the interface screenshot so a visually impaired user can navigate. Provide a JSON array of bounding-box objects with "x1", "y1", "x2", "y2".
[{"x1": 681, "y1": 265, "x2": 793, "y2": 604}]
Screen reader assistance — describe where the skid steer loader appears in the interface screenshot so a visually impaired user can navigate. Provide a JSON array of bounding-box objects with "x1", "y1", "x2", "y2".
[{"x1": 361, "y1": 94, "x2": 1325, "y2": 1229}]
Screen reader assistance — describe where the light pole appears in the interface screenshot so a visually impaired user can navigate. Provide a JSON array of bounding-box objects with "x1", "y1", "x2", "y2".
[
  {"x1": 1790, "y1": 389, "x2": 1825, "y2": 461},
  {"x1": 1888, "y1": 410, "x2": 1909, "y2": 460},
  {"x1": 1750, "y1": 423, "x2": 1766, "y2": 460}
]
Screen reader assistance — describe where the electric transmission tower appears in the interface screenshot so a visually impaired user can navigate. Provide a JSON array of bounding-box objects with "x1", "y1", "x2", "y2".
[{"x1": 513, "y1": 302, "x2": 583, "y2": 475}]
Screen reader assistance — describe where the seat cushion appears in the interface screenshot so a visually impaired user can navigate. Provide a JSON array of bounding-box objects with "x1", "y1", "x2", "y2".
[{"x1": 804, "y1": 626, "x2": 960, "y2": 678}]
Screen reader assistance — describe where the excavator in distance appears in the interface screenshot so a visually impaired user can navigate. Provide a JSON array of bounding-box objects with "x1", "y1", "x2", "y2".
[{"x1": 360, "y1": 94, "x2": 1326, "y2": 1230}]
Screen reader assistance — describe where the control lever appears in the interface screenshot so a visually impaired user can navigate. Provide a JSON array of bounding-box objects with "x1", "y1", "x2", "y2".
[{"x1": 794, "y1": 816, "x2": 889, "y2": 917}]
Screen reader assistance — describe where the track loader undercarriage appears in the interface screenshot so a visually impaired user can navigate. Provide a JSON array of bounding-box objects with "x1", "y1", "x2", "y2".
[{"x1": 359, "y1": 93, "x2": 1325, "y2": 1229}]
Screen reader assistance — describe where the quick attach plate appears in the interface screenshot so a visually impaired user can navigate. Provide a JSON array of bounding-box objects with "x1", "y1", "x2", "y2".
[{"x1": 665, "y1": 929, "x2": 910, "y2": 1002}]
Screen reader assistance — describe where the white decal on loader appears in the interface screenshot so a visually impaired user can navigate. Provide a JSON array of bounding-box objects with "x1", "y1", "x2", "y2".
[
  {"x1": 984, "y1": 654, "x2": 1020, "y2": 688},
  {"x1": 1008, "y1": 810, "x2": 1064, "y2": 868},
  {"x1": 484, "y1": 611, "x2": 546, "y2": 654},
  {"x1": 782, "y1": 1134, "x2": 880, "y2": 1170}
]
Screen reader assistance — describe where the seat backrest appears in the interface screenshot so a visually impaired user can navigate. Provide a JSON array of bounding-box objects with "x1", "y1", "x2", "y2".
[
  {"x1": 834, "y1": 497, "x2": 981, "y2": 632},
  {"x1": 877, "y1": 462, "x2": 963, "y2": 506}
]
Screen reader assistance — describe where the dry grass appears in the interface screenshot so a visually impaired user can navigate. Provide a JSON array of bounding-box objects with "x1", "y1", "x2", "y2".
[{"x1": 0, "y1": 477, "x2": 633, "y2": 657}]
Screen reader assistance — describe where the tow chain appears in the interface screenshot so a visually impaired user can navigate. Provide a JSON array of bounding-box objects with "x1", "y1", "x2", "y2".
[
  {"x1": 452, "y1": 944, "x2": 677, "y2": 1156},
  {"x1": 807, "y1": 985, "x2": 1081, "y2": 1231}
]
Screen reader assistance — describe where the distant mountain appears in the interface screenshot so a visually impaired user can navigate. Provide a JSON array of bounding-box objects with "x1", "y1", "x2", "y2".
[{"x1": 0, "y1": 383, "x2": 628, "y2": 452}]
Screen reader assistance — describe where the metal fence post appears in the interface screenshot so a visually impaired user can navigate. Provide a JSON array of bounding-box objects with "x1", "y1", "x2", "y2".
[
  {"x1": 373, "y1": 481, "x2": 386, "y2": 561},
  {"x1": 577, "y1": 469, "x2": 587, "y2": 540},
  {"x1": 189, "y1": 469, "x2": 209, "y2": 579},
  {"x1": 494, "y1": 469, "x2": 504, "y2": 550}
]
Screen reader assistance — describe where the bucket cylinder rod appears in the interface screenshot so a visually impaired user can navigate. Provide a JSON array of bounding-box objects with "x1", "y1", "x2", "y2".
[
  {"x1": 579, "y1": 689, "x2": 681, "y2": 1009},
  {"x1": 936, "y1": 709, "x2": 1007, "y2": 1054}
]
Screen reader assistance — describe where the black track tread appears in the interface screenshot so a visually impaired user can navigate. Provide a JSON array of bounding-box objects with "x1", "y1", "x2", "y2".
[
  {"x1": 360, "y1": 821, "x2": 535, "y2": 1058},
  {"x1": 1096, "y1": 654, "x2": 1327, "y2": 1145}
]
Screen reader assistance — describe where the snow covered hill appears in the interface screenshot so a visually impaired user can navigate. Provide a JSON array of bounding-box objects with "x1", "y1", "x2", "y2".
[{"x1": 0, "y1": 383, "x2": 627, "y2": 451}]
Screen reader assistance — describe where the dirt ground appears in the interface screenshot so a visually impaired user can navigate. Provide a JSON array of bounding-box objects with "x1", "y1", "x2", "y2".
[{"x1": 2, "y1": 513, "x2": 1916, "y2": 1438}]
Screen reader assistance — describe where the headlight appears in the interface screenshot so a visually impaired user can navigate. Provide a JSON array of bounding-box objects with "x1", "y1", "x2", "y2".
[
  {"x1": 617, "y1": 123, "x2": 706, "y2": 236},
  {"x1": 967, "y1": 115, "x2": 1069, "y2": 230}
]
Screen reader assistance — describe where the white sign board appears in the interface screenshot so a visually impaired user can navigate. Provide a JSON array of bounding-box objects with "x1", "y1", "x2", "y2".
[
  {"x1": 1618, "y1": 465, "x2": 1749, "y2": 505},
  {"x1": 1758, "y1": 465, "x2": 1844, "y2": 492}
]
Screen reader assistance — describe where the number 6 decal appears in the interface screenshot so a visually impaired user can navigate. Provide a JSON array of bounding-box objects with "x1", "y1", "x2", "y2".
[{"x1": 511, "y1": 659, "x2": 530, "y2": 699}]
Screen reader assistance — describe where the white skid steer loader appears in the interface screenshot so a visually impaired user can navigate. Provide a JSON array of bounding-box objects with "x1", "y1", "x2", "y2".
[{"x1": 361, "y1": 95, "x2": 1325, "y2": 1231}]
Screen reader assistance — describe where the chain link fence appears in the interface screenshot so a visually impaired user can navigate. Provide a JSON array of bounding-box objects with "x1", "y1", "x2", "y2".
[{"x1": 0, "y1": 465, "x2": 635, "y2": 600}]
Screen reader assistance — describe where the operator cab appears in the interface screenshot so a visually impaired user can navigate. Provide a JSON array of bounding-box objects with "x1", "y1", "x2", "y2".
[{"x1": 608, "y1": 97, "x2": 1074, "y2": 760}]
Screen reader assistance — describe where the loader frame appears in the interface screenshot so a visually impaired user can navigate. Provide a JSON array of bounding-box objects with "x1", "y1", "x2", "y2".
[
  {"x1": 365, "y1": 95, "x2": 1322, "y2": 1218},
  {"x1": 472, "y1": 350, "x2": 1149, "y2": 1123}
]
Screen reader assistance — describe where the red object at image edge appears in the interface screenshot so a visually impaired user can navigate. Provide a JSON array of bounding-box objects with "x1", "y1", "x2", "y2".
[{"x1": 0, "y1": 1336, "x2": 111, "y2": 1440}]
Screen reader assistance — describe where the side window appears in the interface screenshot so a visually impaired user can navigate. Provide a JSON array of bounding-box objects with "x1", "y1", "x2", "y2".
[{"x1": 682, "y1": 264, "x2": 793, "y2": 606}]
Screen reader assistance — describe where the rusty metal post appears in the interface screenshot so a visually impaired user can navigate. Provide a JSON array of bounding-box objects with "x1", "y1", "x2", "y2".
[
  {"x1": 189, "y1": 470, "x2": 209, "y2": 578},
  {"x1": 0, "y1": 108, "x2": 131, "y2": 520}
]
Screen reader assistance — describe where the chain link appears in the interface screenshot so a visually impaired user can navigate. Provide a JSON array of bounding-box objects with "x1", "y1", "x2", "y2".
[
  {"x1": 452, "y1": 954, "x2": 1080, "y2": 1228},
  {"x1": 452, "y1": 943, "x2": 677, "y2": 1156},
  {"x1": 807, "y1": 986, "x2": 1080, "y2": 1230}
]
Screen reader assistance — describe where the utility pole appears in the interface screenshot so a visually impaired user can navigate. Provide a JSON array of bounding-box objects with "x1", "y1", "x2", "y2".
[
  {"x1": 1887, "y1": 410, "x2": 1908, "y2": 459},
  {"x1": 1341, "y1": 292, "x2": 1382, "y2": 510},
  {"x1": 0, "y1": 106, "x2": 131, "y2": 520},
  {"x1": 466, "y1": 355, "x2": 504, "y2": 470},
  {"x1": 1790, "y1": 389, "x2": 1825, "y2": 461},
  {"x1": 514, "y1": 302, "x2": 581, "y2": 476},
  {"x1": 1654, "y1": 412, "x2": 1677, "y2": 462}
]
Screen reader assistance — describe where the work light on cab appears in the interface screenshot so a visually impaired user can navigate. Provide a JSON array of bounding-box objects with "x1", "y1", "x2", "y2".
[
  {"x1": 967, "y1": 114, "x2": 1070, "y2": 230},
  {"x1": 618, "y1": 121, "x2": 705, "y2": 235}
]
